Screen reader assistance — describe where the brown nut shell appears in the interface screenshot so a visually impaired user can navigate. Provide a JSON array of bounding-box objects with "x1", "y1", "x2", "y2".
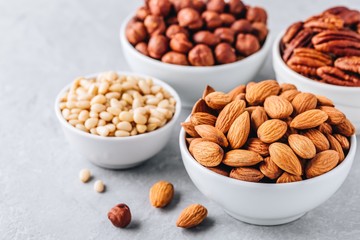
[
  {"x1": 193, "y1": 31, "x2": 220, "y2": 46},
  {"x1": 215, "y1": 43, "x2": 236, "y2": 64},
  {"x1": 236, "y1": 33, "x2": 260, "y2": 56},
  {"x1": 126, "y1": 21, "x2": 147, "y2": 45},
  {"x1": 148, "y1": 0, "x2": 171, "y2": 16},
  {"x1": 148, "y1": 35, "x2": 169, "y2": 59},
  {"x1": 170, "y1": 33, "x2": 193, "y2": 53},
  {"x1": 188, "y1": 44, "x2": 215, "y2": 66},
  {"x1": 161, "y1": 51, "x2": 189, "y2": 65}
]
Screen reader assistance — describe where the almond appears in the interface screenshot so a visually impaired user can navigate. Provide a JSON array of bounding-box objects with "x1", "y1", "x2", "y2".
[
  {"x1": 250, "y1": 107, "x2": 268, "y2": 131},
  {"x1": 259, "y1": 156, "x2": 283, "y2": 180},
  {"x1": 228, "y1": 85, "x2": 246, "y2": 100},
  {"x1": 205, "y1": 91, "x2": 231, "y2": 110},
  {"x1": 264, "y1": 95, "x2": 293, "y2": 119},
  {"x1": 316, "y1": 95, "x2": 334, "y2": 107},
  {"x1": 303, "y1": 129, "x2": 330, "y2": 152},
  {"x1": 245, "y1": 138, "x2": 269, "y2": 156},
  {"x1": 195, "y1": 125, "x2": 229, "y2": 147},
  {"x1": 257, "y1": 119, "x2": 288, "y2": 143},
  {"x1": 181, "y1": 122, "x2": 200, "y2": 137},
  {"x1": 215, "y1": 99, "x2": 246, "y2": 133},
  {"x1": 176, "y1": 204, "x2": 207, "y2": 228},
  {"x1": 280, "y1": 83, "x2": 297, "y2": 92},
  {"x1": 279, "y1": 89, "x2": 300, "y2": 102},
  {"x1": 291, "y1": 93, "x2": 317, "y2": 114},
  {"x1": 202, "y1": 85, "x2": 215, "y2": 99},
  {"x1": 234, "y1": 93, "x2": 246, "y2": 101},
  {"x1": 191, "y1": 99, "x2": 213, "y2": 114},
  {"x1": 288, "y1": 134, "x2": 316, "y2": 159},
  {"x1": 186, "y1": 138, "x2": 196, "y2": 145},
  {"x1": 269, "y1": 142, "x2": 302, "y2": 176},
  {"x1": 318, "y1": 122, "x2": 333, "y2": 135},
  {"x1": 319, "y1": 106, "x2": 345, "y2": 125},
  {"x1": 334, "y1": 118, "x2": 355, "y2": 137},
  {"x1": 245, "y1": 80, "x2": 280, "y2": 105},
  {"x1": 327, "y1": 134, "x2": 345, "y2": 162},
  {"x1": 276, "y1": 172, "x2": 302, "y2": 183},
  {"x1": 230, "y1": 167, "x2": 264, "y2": 182},
  {"x1": 306, "y1": 150, "x2": 339, "y2": 178},
  {"x1": 191, "y1": 141, "x2": 223, "y2": 167},
  {"x1": 223, "y1": 149, "x2": 263, "y2": 167},
  {"x1": 190, "y1": 112, "x2": 217, "y2": 126},
  {"x1": 189, "y1": 138, "x2": 208, "y2": 154},
  {"x1": 290, "y1": 109, "x2": 328, "y2": 129},
  {"x1": 227, "y1": 111, "x2": 250, "y2": 149},
  {"x1": 333, "y1": 134, "x2": 350, "y2": 150},
  {"x1": 207, "y1": 166, "x2": 229, "y2": 176},
  {"x1": 149, "y1": 181, "x2": 174, "y2": 208}
]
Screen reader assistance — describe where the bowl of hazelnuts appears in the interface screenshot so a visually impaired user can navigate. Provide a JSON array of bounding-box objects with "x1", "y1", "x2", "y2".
[{"x1": 120, "y1": 0, "x2": 272, "y2": 107}]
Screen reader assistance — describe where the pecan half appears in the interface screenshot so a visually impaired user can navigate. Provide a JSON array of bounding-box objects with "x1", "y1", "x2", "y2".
[
  {"x1": 312, "y1": 30, "x2": 360, "y2": 57},
  {"x1": 324, "y1": 6, "x2": 360, "y2": 27},
  {"x1": 335, "y1": 56, "x2": 360, "y2": 75},
  {"x1": 282, "y1": 28, "x2": 314, "y2": 61},
  {"x1": 282, "y1": 22, "x2": 304, "y2": 45},
  {"x1": 304, "y1": 13, "x2": 344, "y2": 32},
  {"x1": 317, "y1": 66, "x2": 360, "y2": 86},
  {"x1": 287, "y1": 48, "x2": 332, "y2": 77}
]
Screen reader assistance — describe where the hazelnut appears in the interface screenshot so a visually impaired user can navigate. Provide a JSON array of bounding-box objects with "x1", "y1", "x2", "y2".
[
  {"x1": 166, "y1": 16, "x2": 179, "y2": 25},
  {"x1": 235, "y1": 33, "x2": 260, "y2": 56},
  {"x1": 148, "y1": 35, "x2": 169, "y2": 59},
  {"x1": 188, "y1": 44, "x2": 215, "y2": 66},
  {"x1": 136, "y1": 6, "x2": 150, "y2": 21},
  {"x1": 206, "y1": 0, "x2": 225, "y2": 13},
  {"x1": 108, "y1": 203, "x2": 132, "y2": 228},
  {"x1": 166, "y1": 24, "x2": 189, "y2": 38},
  {"x1": 220, "y1": 13, "x2": 236, "y2": 26},
  {"x1": 251, "y1": 22, "x2": 268, "y2": 42},
  {"x1": 178, "y1": 8, "x2": 203, "y2": 29},
  {"x1": 135, "y1": 42, "x2": 149, "y2": 56},
  {"x1": 144, "y1": 15, "x2": 166, "y2": 36},
  {"x1": 170, "y1": 0, "x2": 192, "y2": 12},
  {"x1": 170, "y1": 33, "x2": 193, "y2": 53},
  {"x1": 246, "y1": 7, "x2": 267, "y2": 24},
  {"x1": 193, "y1": 31, "x2": 220, "y2": 46},
  {"x1": 126, "y1": 21, "x2": 147, "y2": 45},
  {"x1": 229, "y1": 0, "x2": 245, "y2": 15},
  {"x1": 215, "y1": 42, "x2": 236, "y2": 64},
  {"x1": 202, "y1": 11, "x2": 222, "y2": 29},
  {"x1": 162, "y1": 51, "x2": 189, "y2": 65},
  {"x1": 214, "y1": 28, "x2": 235, "y2": 44},
  {"x1": 148, "y1": 0, "x2": 171, "y2": 16},
  {"x1": 192, "y1": 0, "x2": 206, "y2": 12},
  {"x1": 231, "y1": 19, "x2": 253, "y2": 34}
]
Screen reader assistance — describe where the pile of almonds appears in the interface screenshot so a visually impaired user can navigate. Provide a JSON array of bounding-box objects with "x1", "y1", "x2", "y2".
[
  {"x1": 59, "y1": 71, "x2": 176, "y2": 137},
  {"x1": 126, "y1": 0, "x2": 268, "y2": 66},
  {"x1": 182, "y1": 80, "x2": 355, "y2": 183},
  {"x1": 281, "y1": 6, "x2": 360, "y2": 86}
]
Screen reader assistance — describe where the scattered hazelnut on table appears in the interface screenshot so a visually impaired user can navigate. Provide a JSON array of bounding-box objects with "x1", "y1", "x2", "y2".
[
  {"x1": 188, "y1": 44, "x2": 215, "y2": 66},
  {"x1": 236, "y1": 33, "x2": 260, "y2": 56},
  {"x1": 148, "y1": 35, "x2": 169, "y2": 59},
  {"x1": 178, "y1": 8, "x2": 203, "y2": 29},
  {"x1": 215, "y1": 42, "x2": 236, "y2": 64},
  {"x1": 108, "y1": 203, "x2": 132, "y2": 228},
  {"x1": 170, "y1": 33, "x2": 193, "y2": 53},
  {"x1": 162, "y1": 51, "x2": 189, "y2": 65},
  {"x1": 144, "y1": 15, "x2": 166, "y2": 36}
]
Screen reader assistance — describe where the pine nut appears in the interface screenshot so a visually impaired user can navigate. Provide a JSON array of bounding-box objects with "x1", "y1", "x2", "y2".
[
  {"x1": 85, "y1": 118, "x2": 98, "y2": 129},
  {"x1": 134, "y1": 112, "x2": 147, "y2": 125},
  {"x1": 117, "y1": 121, "x2": 132, "y2": 132},
  {"x1": 99, "y1": 111, "x2": 113, "y2": 121},
  {"x1": 136, "y1": 124, "x2": 147, "y2": 134},
  {"x1": 91, "y1": 103, "x2": 106, "y2": 113},
  {"x1": 91, "y1": 94, "x2": 107, "y2": 105},
  {"x1": 96, "y1": 126, "x2": 109, "y2": 136},
  {"x1": 119, "y1": 111, "x2": 133, "y2": 122},
  {"x1": 115, "y1": 130, "x2": 131, "y2": 137},
  {"x1": 94, "y1": 180, "x2": 105, "y2": 193},
  {"x1": 78, "y1": 110, "x2": 89, "y2": 122},
  {"x1": 75, "y1": 123, "x2": 87, "y2": 132}
]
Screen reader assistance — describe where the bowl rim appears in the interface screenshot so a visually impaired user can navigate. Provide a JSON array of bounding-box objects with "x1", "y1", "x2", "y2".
[
  {"x1": 273, "y1": 29, "x2": 360, "y2": 92},
  {"x1": 179, "y1": 116, "x2": 357, "y2": 188},
  {"x1": 120, "y1": 13, "x2": 273, "y2": 71},
  {"x1": 54, "y1": 71, "x2": 182, "y2": 141}
]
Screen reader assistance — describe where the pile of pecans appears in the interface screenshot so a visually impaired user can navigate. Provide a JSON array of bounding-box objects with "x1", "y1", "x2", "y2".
[
  {"x1": 59, "y1": 72, "x2": 176, "y2": 137},
  {"x1": 182, "y1": 80, "x2": 355, "y2": 183},
  {"x1": 281, "y1": 6, "x2": 360, "y2": 87},
  {"x1": 126, "y1": 0, "x2": 268, "y2": 66}
]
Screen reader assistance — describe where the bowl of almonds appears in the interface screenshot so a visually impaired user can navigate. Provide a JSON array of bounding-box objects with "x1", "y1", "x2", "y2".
[
  {"x1": 55, "y1": 71, "x2": 181, "y2": 169},
  {"x1": 179, "y1": 80, "x2": 357, "y2": 225},
  {"x1": 273, "y1": 6, "x2": 360, "y2": 134},
  {"x1": 120, "y1": 0, "x2": 272, "y2": 106}
]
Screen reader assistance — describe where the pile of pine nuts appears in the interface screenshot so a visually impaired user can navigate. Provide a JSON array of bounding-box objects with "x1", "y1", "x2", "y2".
[{"x1": 59, "y1": 72, "x2": 176, "y2": 137}]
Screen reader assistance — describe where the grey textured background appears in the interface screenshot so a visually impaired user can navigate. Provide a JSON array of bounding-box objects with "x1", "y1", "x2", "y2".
[{"x1": 1, "y1": 0, "x2": 360, "y2": 239}]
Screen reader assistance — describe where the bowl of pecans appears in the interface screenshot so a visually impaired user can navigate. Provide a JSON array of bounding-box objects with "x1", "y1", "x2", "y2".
[
  {"x1": 55, "y1": 71, "x2": 181, "y2": 169},
  {"x1": 273, "y1": 6, "x2": 360, "y2": 134},
  {"x1": 179, "y1": 80, "x2": 356, "y2": 225},
  {"x1": 120, "y1": 0, "x2": 272, "y2": 107}
]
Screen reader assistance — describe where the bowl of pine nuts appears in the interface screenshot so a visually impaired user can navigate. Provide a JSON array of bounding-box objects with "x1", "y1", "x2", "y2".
[{"x1": 55, "y1": 71, "x2": 181, "y2": 169}]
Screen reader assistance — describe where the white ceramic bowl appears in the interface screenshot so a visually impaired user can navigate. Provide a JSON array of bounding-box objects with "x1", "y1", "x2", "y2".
[
  {"x1": 273, "y1": 30, "x2": 360, "y2": 134},
  {"x1": 179, "y1": 122, "x2": 357, "y2": 225},
  {"x1": 120, "y1": 14, "x2": 272, "y2": 107},
  {"x1": 55, "y1": 72, "x2": 182, "y2": 169}
]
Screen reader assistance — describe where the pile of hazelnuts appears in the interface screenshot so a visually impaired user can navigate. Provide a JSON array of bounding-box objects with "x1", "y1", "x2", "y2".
[{"x1": 125, "y1": 0, "x2": 268, "y2": 66}]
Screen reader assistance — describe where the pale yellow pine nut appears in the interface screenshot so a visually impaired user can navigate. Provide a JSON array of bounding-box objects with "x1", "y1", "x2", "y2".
[
  {"x1": 151, "y1": 85, "x2": 161, "y2": 94},
  {"x1": 80, "y1": 79, "x2": 91, "y2": 89},
  {"x1": 98, "y1": 82, "x2": 109, "y2": 94},
  {"x1": 109, "y1": 83, "x2": 122, "y2": 92},
  {"x1": 89, "y1": 111, "x2": 99, "y2": 118},
  {"x1": 155, "y1": 92, "x2": 164, "y2": 100},
  {"x1": 88, "y1": 84, "x2": 98, "y2": 95},
  {"x1": 169, "y1": 97, "x2": 176, "y2": 106},
  {"x1": 148, "y1": 117, "x2": 162, "y2": 125},
  {"x1": 77, "y1": 93, "x2": 91, "y2": 101},
  {"x1": 62, "y1": 109, "x2": 70, "y2": 119},
  {"x1": 60, "y1": 92, "x2": 68, "y2": 102},
  {"x1": 134, "y1": 107, "x2": 147, "y2": 115},
  {"x1": 138, "y1": 80, "x2": 151, "y2": 94},
  {"x1": 145, "y1": 78, "x2": 153, "y2": 86},
  {"x1": 105, "y1": 92, "x2": 120, "y2": 99},
  {"x1": 85, "y1": 118, "x2": 98, "y2": 129},
  {"x1": 96, "y1": 126, "x2": 109, "y2": 136},
  {"x1": 91, "y1": 103, "x2": 106, "y2": 113},
  {"x1": 94, "y1": 180, "x2": 105, "y2": 193},
  {"x1": 90, "y1": 128, "x2": 98, "y2": 135},
  {"x1": 112, "y1": 116, "x2": 120, "y2": 125},
  {"x1": 76, "y1": 100, "x2": 90, "y2": 109},
  {"x1": 122, "y1": 93, "x2": 133, "y2": 104},
  {"x1": 71, "y1": 108, "x2": 81, "y2": 114},
  {"x1": 150, "y1": 109, "x2": 165, "y2": 120},
  {"x1": 119, "y1": 111, "x2": 133, "y2": 122},
  {"x1": 91, "y1": 94, "x2": 107, "y2": 105},
  {"x1": 68, "y1": 113, "x2": 78, "y2": 120},
  {"x1": 158, "y1": 99, "x2": 169, "y2": 108},
  {"x1": 105, "y1": 124, "x2": 116, "y2": 132},
  {"x1": 146, "y1": 97, "x2": 160, "y2": 106},
  {"x1": 105, "y1": 71, "x2": 118, "y2": 81},
  {"x1": 159, "y1": 119, "x2": 167, "y2": 127},
  {"x1": 132, "y1": 98, "x2": 143, "y2": 109},
  {"x1": 162, "y1": 90, "x2": 171, "y2": 98},
  {"x1": 78, "y1": 110, "x2": 89, "y2": 122},
  {"x1": 97, "y1": 119, "x2": 106, "y2": 127},
  {"x1": 134, "y1": 112, "x2": 147, "y2": 125},
  {"x1": 59, "y1": 102, "x2": 67, "y2": 110},
  {"x1": 69, "y1": 119, "x2": 81, "y2": 126},
  {"x1": 75, "y1": 87, "x2": 87, "y2": 96},
  {"x1": 130, "y1": 128, "x2": 138, "y2": 136},
  {"x1": 136, "y1": 124, "x2": 147, "y2": 134},
  {"x1": 110, "y1": 98, "x2": 122, "y2": 109},
  {"x1": 115, "y1": 130, "x2": 131, "y2": 137},
  {"x1": 147, "y1": 123, "x2": 158, "y2": 132},
  {"x1": 157, "y1": 108, "x2": 172, "y2": 119},
  {"x1": 75, "y1": 123, "x2": 87, "y2": 132},
  {"x1": 116, "y1": 121, "x2": 132, "y2": 132},
  {"x1": 107, "y1": 106, "x2": 121, "y2": 116},
  {"x1": 99, "y1": 111, "x2": 113, "y2": 121},
  {"x1": 66, "y1": 101, "x2": 77, "y2": 109}
]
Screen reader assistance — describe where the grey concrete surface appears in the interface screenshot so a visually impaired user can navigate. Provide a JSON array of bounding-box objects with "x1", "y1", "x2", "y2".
[{"x1": 1, "y1": 0, "x2": 360, "y2": 239}]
